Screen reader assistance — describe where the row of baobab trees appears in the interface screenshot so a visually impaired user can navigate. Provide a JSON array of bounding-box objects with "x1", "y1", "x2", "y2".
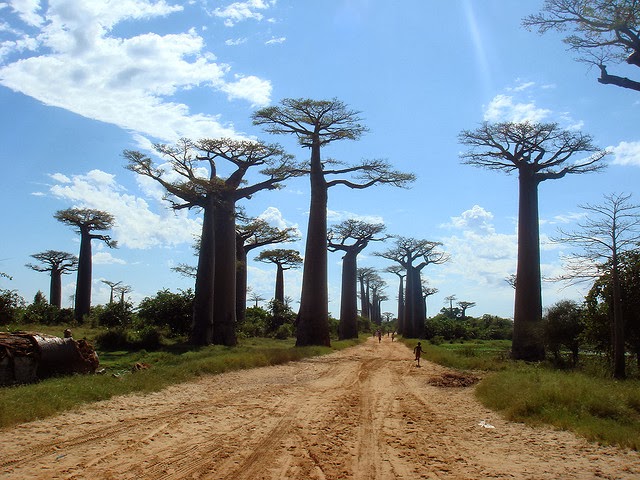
[{"x1": 21, "y1": 97, "x2": 615, "y2": 372}]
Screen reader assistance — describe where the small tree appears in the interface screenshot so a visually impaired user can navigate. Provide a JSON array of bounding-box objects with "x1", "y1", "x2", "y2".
[
  {"x1": 459, "y1": 121, "x2": 607, "y2": 361},
  {"x1": 101, "y1": 280, "x2": 122, "y2": 304},
  {"x1": 554, "y1": 193, "x2": 640, "y2": 378},
  {"x1": 328, "y1": 219, "x2": 387, "y2": 339},
  {"x1": 54, "y1": 208, "x2": 117, "y2": 322},
  {"x1": 457, "y1": 301, "x2": 476, "y2": 321},
  {"x1": 26, "y1": 250, "x2": 78, "y2": 308},
  {"x1": 544, "y1": 299, "x2": 584, "y2": 366},
  {"x1": 524, "y1": 0, "x2": 640, "y2": 92},
  {"x1": 253, "y1": 98, "x2": 414, "y2": 346}
]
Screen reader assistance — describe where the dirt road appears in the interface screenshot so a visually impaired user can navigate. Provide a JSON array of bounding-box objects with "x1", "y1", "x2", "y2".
[{"x1": 1, "y1": 337, "x2": 639, "y2": 479}]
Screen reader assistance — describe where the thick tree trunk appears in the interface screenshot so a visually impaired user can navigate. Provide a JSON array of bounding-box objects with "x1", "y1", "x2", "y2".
[
  {"x1": 397, "y1": 276, "x2": 404, "y2": 333},
  {"x1": 235, "y1": 237, "x2": 248, "y2": 325},
  {"x1": 404, "y1": 265, "x2": 417, "y2": 338},
  {"x1": 275, "y1": 264, "x2": 285, "y2": 304},
  {"x1": 213, "y1": 200, "x2": 238, "y2": 346},
  {"x1": 338, "y1": 252, "x2": 359, "y2": 340},
  {"x1": 296, "y1": 141, "x2": 330, "y2": 347},
  {"x1": 359, "y1": 276, "x2": 368, "y2": 319},
  {"x1": 190, "y1": 199, "x2": 215, "y2": 345},
  {"x1": 512, "y1": 171, "x2": 545, "y2": 361},
  {"x1": 611, "y1": 254, "x2": 626, "y2": 379},
  {"x1": 74, "y1": 230, "x2": 92, "y2": 323},
  {"x1": 50, "y1": 269, "x2": 62, "y2": 308}
]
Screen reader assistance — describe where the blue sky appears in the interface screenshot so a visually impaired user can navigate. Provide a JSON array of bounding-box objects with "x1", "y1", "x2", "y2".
[{"x1": 0, "y1": 0, "x2": 638, "y2": 320}]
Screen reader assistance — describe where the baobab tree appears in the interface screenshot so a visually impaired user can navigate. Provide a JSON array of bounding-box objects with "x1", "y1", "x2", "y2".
[
  {"x1": 523, "y1": 0, "x2": 640, "y2": 92},
  {"x1": 255, "y1": 249, "x2": 303, "y2": 306},
  {"x1": 248, "y1": 291, "x2": 266, "y2": 308},
  {"x1": 422, "y1": 281, "x2": 438, "y2": 319},
  {"x1": 457, "y1": 301, "x2": 476, "y2": 321},
  {"x1": 553, "y1": 193, "x2": 640, "y2": 378},
  {"x1": 125, "y1": 138, "x2": 299, "y2": 346},
  {"x1": 385, "y1": 265, "x2": 406, "y2": 334},
  {"x1": 26, "y1": 250, "x2": 78, "y2": 308},
  {"x1": 236, "y1": 218, "x2": 299, "y2": 324},
  {"x1": 377, "y1": 237, "x2": 449, "y2": 338},
  {"x1": 444, "y1": 295, "x2": 458, "y2": 317},
  {"x1": 114, "y1": 284, "x2": 132, "y2": 305},
  {"x1": 54, "y1": 208, "x2": 117, "y2": 322},
  {"x1": 253, "y1": 98, "x2": 415, "y2": 346},
  {"x1": 459, "y1": 121, "x2": 607, "y2": 361},
  {"x1": 357, "y1": 267, "x2": 378, "y2": 321},
  {"x1": 101, "y1": 280, "x2": 122, "y2": 304},
  {"x1": 328, "y1": 219, "x2": 387, "y2": 339}
]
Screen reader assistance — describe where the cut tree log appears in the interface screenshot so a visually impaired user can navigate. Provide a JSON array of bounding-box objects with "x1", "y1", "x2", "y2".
[{"x1": 0, "y1": 331, "x2": 99, "y2": 386}]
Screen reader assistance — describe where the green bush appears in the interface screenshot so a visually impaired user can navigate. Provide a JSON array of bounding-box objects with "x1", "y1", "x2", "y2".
[
  {"x1": 94, "y1": 328, "x2": 130, "y2": 350},
  {"x1": 137, "y1": 289, "x2": 194, "y2": 336},
  {"x1": 0, "y1": 289, "x2": 26, "y2": 325},
  {"x1": 95, "y1": 302, "x2": 134, "y2": 328},
  {"x1": 273, "y1": 323, "x2": 294, "y2": 339}
]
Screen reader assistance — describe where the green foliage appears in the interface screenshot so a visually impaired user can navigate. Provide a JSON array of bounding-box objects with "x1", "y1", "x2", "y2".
[
  {"x1": 93, "y1": 302, "x2": 134, "y2": 328},
  {"x1": 0, "y1": 289, "x2": 26, "y2": 324},
  {"x1": 543, "y1": 300, "x2": 584, "y2": 366},
  {"x1": 357, "y1": 315, "x2": 372, "y2": 334},
  {"x1": 424, "y1": 313, "x2": 513, "y2": 342},
  {"x1": 238, "y1": 306, "x2": 269, "y2": 338},
  {"x1": 477, "y1": 367, "x2": 640, "y2": 450},
  {"x1": 94, "y1": 328, "x2": 130, "y2": 350},
  {"x1": 137, "y1": 288, "x2": 194, "y2": 336}
]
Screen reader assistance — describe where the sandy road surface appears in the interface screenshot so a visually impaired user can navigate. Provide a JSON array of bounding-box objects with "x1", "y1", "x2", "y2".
[{"x1": 1, "y1": 337, "x2": 640, "y2": 479}]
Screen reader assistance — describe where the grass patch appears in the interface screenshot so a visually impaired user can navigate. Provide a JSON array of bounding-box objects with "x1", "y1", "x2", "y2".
[
  {"x1": 0, "y1": 330, "x2": 363, "y2": 429},
  {"x1": 400, "y1": 336, "x2": 640, "y2": 450},
  {"x1": 476, "y1": 366, "x2": 640, "y2": 450}
]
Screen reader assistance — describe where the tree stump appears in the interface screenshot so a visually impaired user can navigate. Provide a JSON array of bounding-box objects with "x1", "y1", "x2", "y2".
[{"x1": 0, "y1": 331, "x2": 99, "y2": 385}]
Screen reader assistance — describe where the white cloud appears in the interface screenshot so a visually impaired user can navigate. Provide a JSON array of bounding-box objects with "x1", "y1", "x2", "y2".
[
  {"x1": 327, "y1": 209, "x2": 384, "y2": 224},
  {"x1": 48, "y1": 169, "x2": 202, "y2": 249},
  {"x1": 258, "y1": 206, "x2": 300, "y2": 234},
  {"x1": 439, "y1": 205, "x2": 517, "y2": 288},
  {"x1": 265, "y1": 36, "x2": 286, "y2": 45},
  {"x1": 225, "y1": 37, "x2": 247, "y2": 46},
  {"x1": 6, "y1": 0, "x2": 43, "y2": 27},
  {"x1": 93, "y1": 251, "x2": 126, "y2": 265},
  {"x1": 483, "y1": 94, "x2": 551, "y2": 123},
  {"x1": 610, "y1": 140, "x2": 640, "y2": 166},
  {"x1": 213, "y1": 0, "x2": 274, "y2": 27},
  {"x1": 0, "y1": 0, "x2": 271, "y2": 142}
]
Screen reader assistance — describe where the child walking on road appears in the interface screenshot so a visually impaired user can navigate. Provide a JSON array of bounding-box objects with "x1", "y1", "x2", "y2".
[{"x1": 413, "y1": 342, "x2": 423, "y2": 367}]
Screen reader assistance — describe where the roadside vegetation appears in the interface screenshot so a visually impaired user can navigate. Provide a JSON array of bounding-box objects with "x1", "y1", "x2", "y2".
[{"x1": 404, "y1": 338, "x2": 640, "y2": 451}]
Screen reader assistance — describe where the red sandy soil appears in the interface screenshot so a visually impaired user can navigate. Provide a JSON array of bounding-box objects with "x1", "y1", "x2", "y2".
[{"x1": 1, "y1": 337, "x2": 639, "y2": 479}]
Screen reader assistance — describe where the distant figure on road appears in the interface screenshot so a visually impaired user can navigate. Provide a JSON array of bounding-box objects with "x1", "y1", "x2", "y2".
[
  {"x1": 413, "y1": 342, "x2": 423, "y2": 367},
  {"x1": 391, "y1": 332, "x2": 395, "y2": 342},
  {"x1": 377, "y1": 330, "x2": 382, "y2": 343}
]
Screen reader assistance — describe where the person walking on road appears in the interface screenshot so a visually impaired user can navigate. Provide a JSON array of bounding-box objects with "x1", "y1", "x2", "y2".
[{"x1": 413, "y1": 342, "x2": 423, "y2": 367}]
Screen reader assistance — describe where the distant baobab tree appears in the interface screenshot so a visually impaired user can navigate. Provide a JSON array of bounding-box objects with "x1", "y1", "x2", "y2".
[
  {"x1": 236, "y1": 218, "x2": 299, "y2": 324},
  {"x1": 444, "y1": 295, "x2": 457, "y2": 317},
  {"x1": 54, "y1": 208, "x2": 116, "y2": 322},
  {"x1": 248, "y1": 291, "x2": 266, "y2": 308},
  {"x1": 385, "y1": 265, "x2": 406, "y2": 334},
  {"x1": 328, "y1": 219, "x2": 387, "y2": 339},
  {"x1": 459, "y1": 121, "x2": 607, "y2": 361},
  {"x1": 377, "y1": 237, "x2": 449, "y2": 338},
  {"x1": 101, "y1": 279, "x2": 122, "y2": 304},
  {"x1": 357, "y1": 267, "x2": 377, "y2": 321},
  {"x1": 125, "y1": 138, "x2": 300, "y2": 346},
  {"x1": 457, "y1": 301, "x2": 476, "y2": 320},
  {"x1": 26, "y1": 250, "x2": 78, "y2": 308},
  {"x1": 255, "y1": 249, "x2": 303, "y2": 306},
  {"x1": 253, "y1": 98, "x2": 415, "y2": 347}
]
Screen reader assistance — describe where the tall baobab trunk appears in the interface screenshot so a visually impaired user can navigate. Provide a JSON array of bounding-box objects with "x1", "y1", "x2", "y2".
[
  {"x1": 74, "y1": 228, "x2": 92, "y2": 322},
  {"x1": 191, "y1": 198, "x2": 215, "y2": 345},
  {"x1": 235, "y1": 235, "x2": 248, "y2": 325},
  {"x1": 296, "y1": 141, "x2": 330, "y2": 346},
  {"x1": 512, "y1": 170, "x2": 545, "y2": 361},
  {"x1": 213, "y1": 200, "x2": 238, "y2": 346},
  {"x1": 275, "y1": 264, "x2": 285, "y2": 304},
  {"x1": 397, "y1": 275, "x2": 404, "y2": 334},
  {"x1": 50, "y1": 268, "x2": 63, "y2": 308},
  {"x1": 339, "y1": 251, "x2": 359, "y2": 339}
]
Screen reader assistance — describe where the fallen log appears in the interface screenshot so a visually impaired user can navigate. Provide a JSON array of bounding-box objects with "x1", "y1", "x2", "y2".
[{"x1": 0, "y1": 331, "x2": 99, "y2": 386}]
